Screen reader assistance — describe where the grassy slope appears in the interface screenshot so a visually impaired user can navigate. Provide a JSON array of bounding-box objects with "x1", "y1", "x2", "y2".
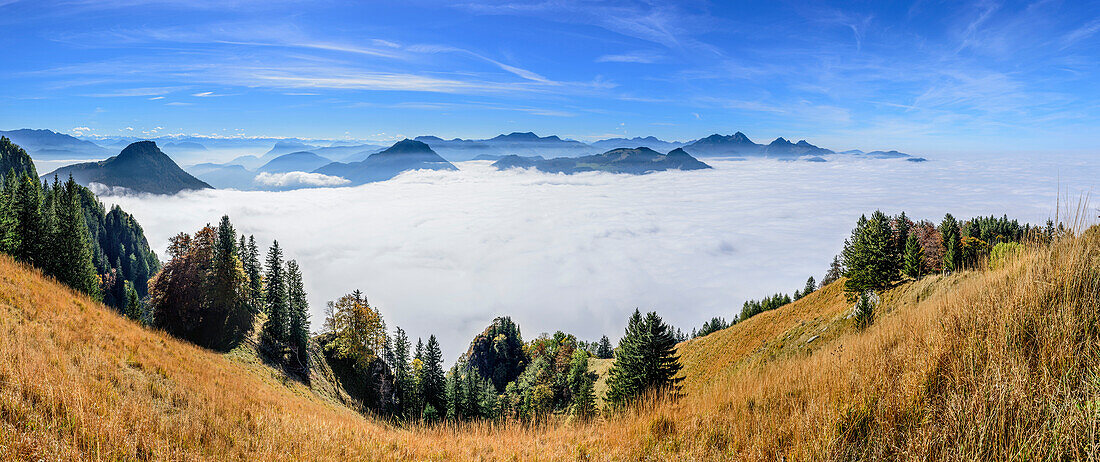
[{"x1": 5, "y1": 229, "x2": 1100, "y2": 460}]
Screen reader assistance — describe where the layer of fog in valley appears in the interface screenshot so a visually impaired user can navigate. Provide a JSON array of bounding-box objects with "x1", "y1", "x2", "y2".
[{"x1": 99, "y1": 153, "x2": 1098, "y2": 359}]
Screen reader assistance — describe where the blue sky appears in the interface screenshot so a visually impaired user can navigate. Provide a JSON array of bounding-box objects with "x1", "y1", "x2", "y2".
[{"x1": 1, "y1": 0, "x2": 1098, "y2": 155}]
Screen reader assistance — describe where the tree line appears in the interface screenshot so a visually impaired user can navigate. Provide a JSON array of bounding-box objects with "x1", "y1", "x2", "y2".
[
  {"x1": 837, "y1": 210, "x2": 1043, "y2": 327},
  {"x1": 315, "y1": 298, "x2": 683, "y2": 424},
  {"x1": 0, "y1": 137, "x2": 159, "y2": 314},
  {"x1": 690, "y1": 276, "x2": 817, "y2": 339}
]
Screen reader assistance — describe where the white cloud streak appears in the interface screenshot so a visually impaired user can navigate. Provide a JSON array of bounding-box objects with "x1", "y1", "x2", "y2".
[{"x1": 253, "y1": 171, "x2": 351, "y2": 187}]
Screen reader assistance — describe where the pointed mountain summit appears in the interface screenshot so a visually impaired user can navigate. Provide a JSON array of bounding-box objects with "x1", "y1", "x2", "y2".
[
  {"x1": 762, "y1": 138, "x2": 833, "y2": 158},
  {"x1": 683, "y1": 132, "x2": 763, "y2": 157},
  {"x1": 46, "y1": 141, "x2": 212, "y2": 194},
  {"x1": 313, "y1": 139, "x2": 457, "y2": 185}
]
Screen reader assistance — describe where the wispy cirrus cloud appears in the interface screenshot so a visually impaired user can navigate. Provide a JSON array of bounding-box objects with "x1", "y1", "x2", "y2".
[{"x1": 596, "y1": 50, "x2": 664, "y2": 64}]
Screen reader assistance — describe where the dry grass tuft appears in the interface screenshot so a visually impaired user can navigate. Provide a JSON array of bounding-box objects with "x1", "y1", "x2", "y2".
[{"x1": 3, "y1": 228, "x2": 1100, "y2": 460}]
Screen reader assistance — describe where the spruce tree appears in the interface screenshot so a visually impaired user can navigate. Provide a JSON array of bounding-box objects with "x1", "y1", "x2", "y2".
[
  {"x1": 245, "y1": 235, "x2": 263, "y2": 313},
  {"x1": 572, "y1": 373, "x2": 597, "y2": 420},
  {"x1": 51, "y1": 178, "x2": 100, "y2": 299},
  {"x1": 391, "y1": 327, "x2": 412, "y2": 418},
  {"x1": 941, "y1": 213, "x2": 961, "y2": 272},
  {"x1": 604, "y1": 309, "x2": 683, "y2": 408},
  {"x1": 262, "y1": 240, "x2": 289, "y2": 346},
  {"x1": 421, "y1": 335, "x2": 446, "y2": 421},
  {"x1": 124, "y1": 280, "x2": 141, "y2": 321},
  {"x1": 596, "y1": 335, "x2": 614, "y2": 359},
  {"x1": 210, "y1": 215, "x2": 250, "y2": 346},
  {"x1": 802, "y1": 276, "x2": 816, "y2": 297},
  {"x1": 286, "y1": 259, "x2": 310, "y2": 368},
  {"x1": 822, "y1": 255, "x2": 844, "y2": 286},
  {"x1": 841, "y1": 211, "x2": 897, "y2": 298},
  {"x1": 10, "y1": 175, "x2": 46, "y2": 266},
  {"x1": 903, "y1": 233, "x2": 924, "y2": 279}
]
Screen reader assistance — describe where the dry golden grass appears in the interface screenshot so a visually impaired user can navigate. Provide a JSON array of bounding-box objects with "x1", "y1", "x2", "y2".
[{"x1": 3, "y1": 228, "x2": 1100, "y2": 460}]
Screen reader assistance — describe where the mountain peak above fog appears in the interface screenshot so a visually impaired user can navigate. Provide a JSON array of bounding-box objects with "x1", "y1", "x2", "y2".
[{"x1": 46, "y1": 141, "x2": 211, "y2": 194}]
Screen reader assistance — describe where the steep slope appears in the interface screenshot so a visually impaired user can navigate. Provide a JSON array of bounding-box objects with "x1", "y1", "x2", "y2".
[
  {"x1": 0, "y1": 136, "x2": 38, "y2": 180},
  {"x1": 45, "y1": 141, "x2": 212, "y2": 195},
  {"x1": 4, "y1": 229, "x2": 1098, "y2": 460}
]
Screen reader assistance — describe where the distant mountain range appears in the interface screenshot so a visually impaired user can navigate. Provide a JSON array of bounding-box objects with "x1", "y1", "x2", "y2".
[
  {"x1": 4, "y1": 128, "x2": 927, "y2": 193},
  {"x1": 492, "y1": 147, "x2": 711, "y2": 174},
  {"x1": 414, "y1": 132, "x2": 593, "y2": 161},
  {"x1": 45, "y1": 141, "x2": 212, "y2": 195},
  {"x1": 589, "y1": 136, "x2": 685, "y2": 153},
  {"x1": 187, "y1": 139, "x2": 456, "y2": 190},
  {"x1": 0, "y1": 129, "x2": 109, "y2": 159},
  {"x1": 679, "y1": 132, "x2": 925, "y2": 162},
  {"x1": 315, "y1": 139, "x2": 457, "y2": 184}
]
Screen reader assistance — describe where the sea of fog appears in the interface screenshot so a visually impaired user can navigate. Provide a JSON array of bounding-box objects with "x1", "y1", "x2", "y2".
[{"x1": 99, "y1": 154, "x2": 1099, "y2": 361}]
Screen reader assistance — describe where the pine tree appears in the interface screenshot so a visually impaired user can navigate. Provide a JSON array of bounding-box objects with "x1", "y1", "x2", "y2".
[
  {"x1": 391, "y1": 327, "x2": 412, "y2": 418},
  {"x1": 841, "y1": 211, "x2": 897, "y2": 299},
  {"x1": 210, "y1": 215, "x2": 250, "y2": 346},
  {"x1": 421, "y1": 335, "x2": 446, "y2": 421},
  {"x1": 941, "y1": 214, "x2": 961, "y2": 272},
  {"x1": 244, "y1": 235, "x2": 263, "y2": 314},
  {"x1": 447, "y1": 364, "x2": 466, "y2": 421},
  {"x1": 124, "y1": 280, "x2": 141, "y2": 321},
  {"x1": 285, "y1": 259, "x2": 310, "y2": 368},
  {"x1": 903, "y1": 233, "x2": 924, "y2": 279},
  {"x1": 9, "y1": 174, "x2": 46, "y2": 266},
  {"x1": 604, "y1": 309, "x2": 683, "y2": 408},
  {"x1": 262, "y1": 240, "x2": 289, "y2": 346},
  {"x1": 572, "y1": 372, "x2": 597, "y2": 420},
  {"x1": 794, "y1": 276, "x2": 816, "y2": 300},
  {"x1": 596, "y1": 335, "x2": 614, "y2": 359},
  {"x1": 822, "y1": 255, "x2": 843, "y2": 286},
  {"x1": 50, "y1": 178, "x2": 101, "y2": 299}
]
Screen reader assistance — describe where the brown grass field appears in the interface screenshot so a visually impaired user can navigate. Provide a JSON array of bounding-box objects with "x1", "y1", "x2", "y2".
[{"x1": 3, "y1": 228, "x2": 1100, "y2": 460}]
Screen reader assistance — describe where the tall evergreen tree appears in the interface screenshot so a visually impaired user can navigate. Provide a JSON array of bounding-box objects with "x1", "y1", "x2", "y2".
[
  {"x1": 421, "y1": 335, "x2": 446, "y2": 421},
  {"x1": 841, "y1": 211, "x2": 898, "y2": 298},
  {"x1": 244, "y1": 235, "x2": 263, "y2": 313},
  {"x1": 391, "y1": 327, "x2": 412, "y2": 418},
  {"x1": 124, "y1": 280, "x2": 141, "y2": 321},
  {"x1": 50, "y1": 178, "x2": 101, "y2": 299},
  {"x1": 262, "y1": 240, "x2": 289, "y2": 345},
  {"x1": 572, "y1": 373, "x2": 597, "y2": 420},
  {"x1": 286, "y1": 259, "x2": 310, "y2": 368},
  {"x1": 940, "y1": 213, "x2": 961, "y2": 272},
  {"x1": 9, "y1": 175, "x2": 46, "y2": 266},
  {"x1": 210, "y1": 215, "x2": 250, "y2": 345},
  {"x1": 596, "y1": 335, "x2": 614, "y2": 359},
  {"x1": 822, "y1": 255, "x2": 844, "y2": 286},
  {"x1": 604, "y1": 309, "x2": 683, "y2": 408},
  {"x1": 795, "y1": 276, "x2": 816, "y2": 300},
  {"x1": 903, "y1": 233, "x2": 925, "y2": 279}
]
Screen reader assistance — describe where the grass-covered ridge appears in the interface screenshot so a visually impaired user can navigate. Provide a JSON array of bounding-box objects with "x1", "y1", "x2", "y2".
[{"x1": 4, "y1": 227, "x2": 1100, "y2": 459}]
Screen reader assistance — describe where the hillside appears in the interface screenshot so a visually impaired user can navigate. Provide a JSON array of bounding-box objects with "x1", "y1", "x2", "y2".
[
  {"x1": 45, "y1": 141, "x2": 212, "y2": 195},
  {"x1": 4, "y1": 229, "x2": 1100, "y2": 459}
]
